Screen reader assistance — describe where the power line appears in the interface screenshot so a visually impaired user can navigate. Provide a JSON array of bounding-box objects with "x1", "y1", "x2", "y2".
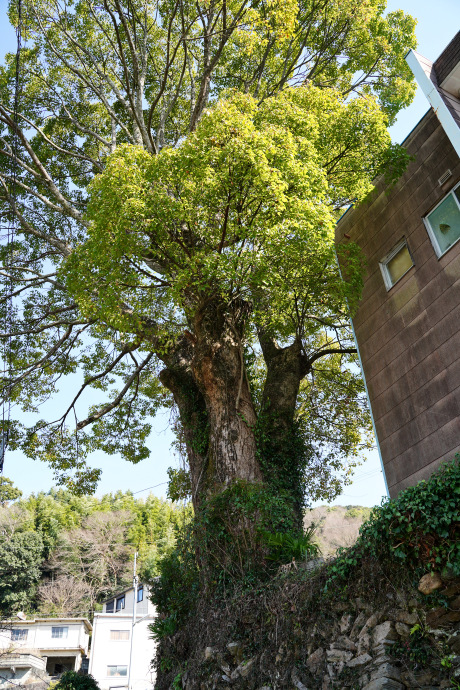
[{"x1": 131, "y1": 482, "x2": 168, "y2": 495}]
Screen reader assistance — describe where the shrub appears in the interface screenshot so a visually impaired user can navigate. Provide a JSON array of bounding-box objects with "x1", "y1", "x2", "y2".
[
  {"x1": 263, "y1": 525, "x2": 320, "y2": 563},
  {"x1": 150, "y1": 480, "x2": 316, "y2": 639},
  {"x1": 327, "y1": 455, "x2": 460, "y2": 586},
  {"x1": 149, "y1": 526, "x2": 200, "y2": 641},
  {"x1": 53, "y1": 672, "x2": 100, "y2": 690}
]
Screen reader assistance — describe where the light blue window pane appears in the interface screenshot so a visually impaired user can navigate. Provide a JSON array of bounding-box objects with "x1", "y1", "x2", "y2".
[
  {"x1": 108, "y1": 666, "x2": 128, "y2": 677},
  {"x1": 428, "y1": 192, "x2": 460, "y2": 254},
  {"x1": 12, "y1": 630, "x2": 27, "y2": 641},
  {"x1": 116, "y1": 596, "x2": 125, "y2": 611}
]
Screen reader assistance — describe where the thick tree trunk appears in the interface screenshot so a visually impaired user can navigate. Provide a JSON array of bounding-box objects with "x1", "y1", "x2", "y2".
[
  {"x1": 159, "y1": 303, "x2": 263, "y2": 510},
  {"x1": 191, "y1": 300, "x2": 262, "y2": 487},
  {"x1": 258, "y1": 333, "x2": 311, "y2": 522},
  {"x1": 259, "y1": 334, "x2": 308, "y2": 433},
  {"x1": 158, "y1": 336, "x2": 209, "y2": 511},
  {"x1": 160, "y1": 325, "x2": 315, "y2": 515},
  {"x1": 159, "y1": 366, "x2": 208, "y2": 509}
]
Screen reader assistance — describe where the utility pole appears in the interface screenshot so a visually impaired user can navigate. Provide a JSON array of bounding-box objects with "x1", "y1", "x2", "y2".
[{"x1": 127, "y1": 552, "x2": 138, "y2": 690}]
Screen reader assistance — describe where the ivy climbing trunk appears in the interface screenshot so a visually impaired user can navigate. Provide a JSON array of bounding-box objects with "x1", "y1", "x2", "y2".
[
  {"x1": 257, "y1": 333, "x2": 311, "y2": 522},
  {"x1": 159, "y1": 365, "x2": 209, "y2": 511},
  {"x1": 159, "y1": 311, "x2": 315, "y2": 522}
]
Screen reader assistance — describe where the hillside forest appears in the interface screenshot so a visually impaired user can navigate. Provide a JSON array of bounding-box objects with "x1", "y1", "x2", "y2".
[{"x1": 0, "y1": 476, "x2": 191, "y2": 618}]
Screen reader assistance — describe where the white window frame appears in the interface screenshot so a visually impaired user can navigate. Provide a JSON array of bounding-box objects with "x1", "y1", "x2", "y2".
[
  {"x1": 379, "y1": 238, "x2": 414, "y2": 290},
  {"x1": 137, "y1": 585, "x2": 143, "y2": 603},
  {"x1": 11, "y1": 629, "x2": 28, "y2": 642},
  {"x1": 424, "y1": 182, "x2": 460, "y2": 258},
  {"x1": 107, "y1": 666, "x2": 128, "y2": 677},
  {"x1": 51, "y1": 626, "x2": 69, "y2": 639},
  {"x1": 116, "y1": 596, "x2": 125, "y2": 611},
  {"x1": 110, "y1": 630, "x2": 130, "y2": 641}
]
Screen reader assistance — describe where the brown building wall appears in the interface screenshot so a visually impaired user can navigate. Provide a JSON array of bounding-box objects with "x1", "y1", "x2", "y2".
[
  {"x1": 336, "y1": 109, "x2": 460, "y2": 497},
  {"x1": 434, "y1": 31, "x2": 460, "y2": 85}
]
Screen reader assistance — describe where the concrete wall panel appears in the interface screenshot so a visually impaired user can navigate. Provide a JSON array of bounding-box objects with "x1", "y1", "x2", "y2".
[{"x1": 336, "y1": 109, "x2": 460, "y2": 497}]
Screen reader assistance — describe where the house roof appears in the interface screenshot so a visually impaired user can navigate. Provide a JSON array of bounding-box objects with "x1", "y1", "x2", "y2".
[
  {"x1": 2, "y1": 618, "x2": 92, "y2": 633},
  {"x1": 102, "y1": 583, "x2": 146, "y2": 604},
  {"x1": 434, "y1": 31, "x2": 460, "y2": 87},
  {"x1": 406, "y1": 32, "x2": 460, "y2": 158},
  {"x1": 102, "y1": 588, "x2": 131, "y2": 604}
]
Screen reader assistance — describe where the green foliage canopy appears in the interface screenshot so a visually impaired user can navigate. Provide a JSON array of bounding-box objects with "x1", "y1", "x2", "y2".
[
  {"x1": 0, "y1": 0, "x2": 416, "y2": 501},
  {"x1": 66, "y1": 87, "x2": 394, "y2": 331},
  {"x1": 0, "y1": 531, "x2": 44, "y2": 612},
  {"x1": 0, "y1": 476, "x2": 22, "y2": 505},
  {"x1": 0, "y1": 481, "x2": 190, "y2": 615}
]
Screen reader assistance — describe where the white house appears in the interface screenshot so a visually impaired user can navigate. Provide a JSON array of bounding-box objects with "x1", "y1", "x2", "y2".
[
  {"x1": 89, "y1": 584, "x2": 156, "y2": 690},
  {"x1": 0, "y1": 617, "x2": 91, "y2": 682},
  {"x1": 0, "y1": 652, "x2": 47, "y2": 689}
]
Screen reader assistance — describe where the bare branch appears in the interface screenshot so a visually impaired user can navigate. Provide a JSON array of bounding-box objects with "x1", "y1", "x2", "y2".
[
  {"x1": 300, "y1": 346, "x2": 356, "y2": 378},
  {"x1": 57, "y1": 342, "x2": 140, "y2": 428},
  {"x1": 76, "y1": 351, "x2": 154, "y2": 429},
  {"x1": 3, "y1": 324, "x2": 75, "y2": 394},
  {"x1": 0, "y1": 105, "x2": 103, "y2": 171},
  {"x1": 0, "y1": 177, "x2": 72, "y2": 256},
  {"x1": 0, "y1": 105, "x2": 86, "y2": 224}
]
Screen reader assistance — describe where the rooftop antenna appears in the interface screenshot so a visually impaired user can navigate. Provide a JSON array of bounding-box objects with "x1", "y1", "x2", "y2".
[{"x1": 1, "y1": 0, "x2": 22, "y2": 473}]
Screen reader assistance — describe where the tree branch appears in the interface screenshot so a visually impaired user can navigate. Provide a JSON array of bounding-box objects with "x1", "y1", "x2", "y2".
[{"x1": 76, "y1": 351, "x2": 154, "y2": 430}]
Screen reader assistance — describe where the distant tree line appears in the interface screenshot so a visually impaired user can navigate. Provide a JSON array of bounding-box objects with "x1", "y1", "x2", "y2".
[{"x1": 0, "y1": 477, "x2": 191, "y2": 618}]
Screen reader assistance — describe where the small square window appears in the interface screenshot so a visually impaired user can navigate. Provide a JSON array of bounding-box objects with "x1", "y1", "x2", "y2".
[
  {"x1": 107, "y1": 666, "x2": 128, "y2": 677},
  {"x1": 11, "y1": 629, "x2": 28, "y2": 642},
  {"x1": 51, "y1": 626, "x2": 68, "y2": 639},
  {"x1": 380, "y1": 239, "x2": 414, "y2": 290},
  {"x1": 116, "y1": 596, "x2": 125, "y2": 611},
  {"x1": 137, "y1": 586, "x2": 143, "y2": 603},
  {"x1": 105, "y1": 600, "x2": 114, "y2": 613},
  {"x1": 425, "y1": 186, "x2": 460, "y2": 257}
]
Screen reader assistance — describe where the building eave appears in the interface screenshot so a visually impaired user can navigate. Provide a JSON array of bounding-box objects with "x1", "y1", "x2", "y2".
[
  {"x1": 2, "y1": 617, "x2": 92, "y2": 633},
  {"x1": 101, "y1": 583, "x2": 148, "y2": 605},
  {"x1": 38, "y1": 647, "x2": 87, "y2": 655},
  {"x1": 92, "y1": 612, "x2": 154, "y2": 620},
  {"x1": 406, "y1": 49, "x2": 460, "y2": 159}
]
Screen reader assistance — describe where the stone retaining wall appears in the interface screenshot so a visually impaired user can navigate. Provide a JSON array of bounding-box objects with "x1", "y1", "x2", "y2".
[{"x1": 180, "y1": 573, "x2": 460, "y2": 689}]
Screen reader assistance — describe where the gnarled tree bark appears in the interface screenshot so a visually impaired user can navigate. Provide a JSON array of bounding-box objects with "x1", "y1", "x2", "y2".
[
  {"x1": 159, "y1": 301, "x2": 263, "y2": 511},
  {"x1": 190, "y1": 299, "x2": 262, "y2": 488}
]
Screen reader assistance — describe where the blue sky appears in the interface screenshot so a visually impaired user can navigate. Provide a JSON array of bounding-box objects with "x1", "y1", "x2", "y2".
[{"x1": 0, "y1": 0, "x2": 458, "y2": 503}]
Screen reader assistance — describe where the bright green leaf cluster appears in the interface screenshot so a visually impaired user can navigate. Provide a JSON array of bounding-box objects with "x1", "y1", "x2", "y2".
[{"x1": 64, "y1": 86, "x2": 395, "y2": 341}]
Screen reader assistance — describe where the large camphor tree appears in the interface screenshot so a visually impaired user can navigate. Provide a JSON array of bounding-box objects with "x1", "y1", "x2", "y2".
[{"x1": 0, "y1": 0, "x2": 415, "y2": 517}]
